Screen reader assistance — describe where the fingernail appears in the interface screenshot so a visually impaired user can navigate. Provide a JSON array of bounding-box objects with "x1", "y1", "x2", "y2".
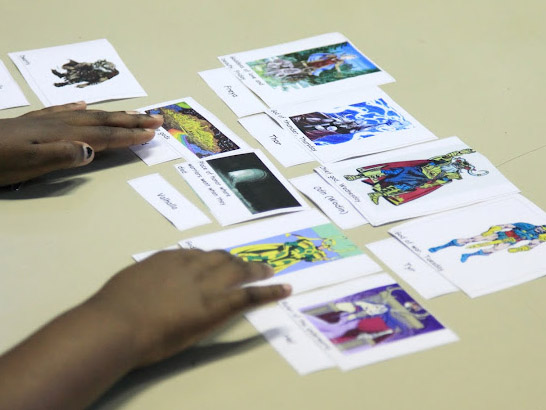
[
  {"x1": 74, "y1": 100, "x2": 86, "y2": 105},
  {"x1": 262, "y1": 264, "x2": 275, "y2": 277},
  {"x1": 84, "y1": 145, "x2": 94, "y2": 161},
  {"x1": 144, "y1": 128, "x2": 158, "y2": 133},
  {"x1": 281, "y1": 284, "x2": 292, "y2": 295},
  {"x1": 150, "y1": 114, "x2": 163, "y2": 119},
  {"x1": 126, "y1": 110, "x2": 140, "y2": 115}
]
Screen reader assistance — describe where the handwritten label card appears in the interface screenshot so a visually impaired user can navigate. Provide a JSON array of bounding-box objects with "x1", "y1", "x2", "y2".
[{"x1": 128, "y1": 173, "x2": 211, "y2": 231}]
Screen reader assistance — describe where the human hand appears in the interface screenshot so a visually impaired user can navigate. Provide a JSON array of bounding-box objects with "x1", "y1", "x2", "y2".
[
  {"x1": 89, "y1": 249, "x2": 292, "y2": 367},
  {"x1": 0, "y1": 101, "x2": 163, "y2": 186}
]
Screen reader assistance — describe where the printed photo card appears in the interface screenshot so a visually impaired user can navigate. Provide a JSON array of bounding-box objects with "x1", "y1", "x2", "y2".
[
  {"x1": 9, "y1": 39, "x2": 146, "y2": 106},
  {"x1": 175, "y1": 150, "x2": 307, "y2": 225},
  {"x1": 0, "y1": 60, "x2": 28, "y2": 110},
  {"x1": 238, "y1": 113, "x2": 315, "y2": 167},
  {"x1": 219, "y1": 32, "x2": 394, "y2": 107},
  {"x1": 268, "y1": 88, "x2": 437, "y2": 163},
  {"x1": 390, "y1": 195, "x2": 546, "y2": 298},
  {"x1": 366, "y1": 238, "x2": 459, "y2": 299},
  {"x1": 280, "y1": 273, "x2": 458, "y2": 371},
  {"x1": 315, "y1": 136, "x2": 519, "y2": 226},
  {"x1": 131, "y1": 97, "x2": 250, "y2": 166},
  {"x1": 179, "y1": 209, "x2": 380, "y2": 293}
]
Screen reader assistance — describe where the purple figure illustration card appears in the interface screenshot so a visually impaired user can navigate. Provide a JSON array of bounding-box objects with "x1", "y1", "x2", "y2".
[
  {"x1": 280, "y1": 273, "x2": 458, "y2": 370},
  {"x1": 267, "y1": 88, "x2": 436, "y2": 163},
  {"x1": 389, "y1": 195, "x2": 546, "y2": 297},
  {"x1": 219, "y1": 32, "x2": 394, "y2": 107},
  {"x1": 315, "y1": 136, "x2": 519, "y2": 225}
]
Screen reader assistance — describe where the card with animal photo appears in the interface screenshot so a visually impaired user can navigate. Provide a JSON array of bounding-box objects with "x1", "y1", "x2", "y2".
[
  {"x1": 0, "y1": 59, "x2": 28, "y2": 110},
  {"x1": 390, "y1": 195, "x2": 546, "y2": 298},
  {"x1": 238, "y1": 113, "x2": 315, "y2": 167},
  {"x1": 131, "y1": 97, "x2": 249, "y2": 165},
  {"x1": 8, "y1": 39, "x2": 146, "y2": 106},
  {"x1": 315, "y1": 137, "x2": 519, "y2": 225},
  {"x1": 268, "y1": 88, "x2": 436, "y2": 163},
  {"x1": 179, "y1": 210, "x2": 380, "y2": 293},
  {"x1": 175, "y1": 150, "x2": 307, "y2": 225},
  {"x1": 219, "y1": 32, "x2": 394, "y2": 107},
  {"x1": 281, "y1": 273, "x2": 458, "y2": 371}
]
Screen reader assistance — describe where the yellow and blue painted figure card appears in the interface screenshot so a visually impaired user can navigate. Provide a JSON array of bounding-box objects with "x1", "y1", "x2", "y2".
[
  {"x1": 179, "y1": 210, "x2": 381, "y2": 293},
  {"x1": 390, "y1": 195, "x2": 546, "y2": 298}
]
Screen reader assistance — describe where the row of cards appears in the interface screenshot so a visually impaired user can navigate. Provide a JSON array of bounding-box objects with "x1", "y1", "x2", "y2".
[{"x1": 1, "y1": 39, "x2": 146, "y2": 108}]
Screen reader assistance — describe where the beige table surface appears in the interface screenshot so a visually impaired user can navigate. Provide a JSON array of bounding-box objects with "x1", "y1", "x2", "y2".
[{"x1": 1, "y1": 1, "x2": 545, "y2": 409}]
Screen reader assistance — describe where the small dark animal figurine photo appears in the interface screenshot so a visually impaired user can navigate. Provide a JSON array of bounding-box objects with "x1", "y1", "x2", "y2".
[{"x1": 51, "y1": 59, "x2": 119, "y2": 88}]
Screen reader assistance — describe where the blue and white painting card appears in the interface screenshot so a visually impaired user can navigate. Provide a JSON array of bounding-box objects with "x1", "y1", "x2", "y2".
[
  {"x1": 131, "y1": 97, "x2": 250, "y2": 166},
  {"x1": 219, "y1": 32, "x2": 394, "y2": 107},
  {"x1": 315, "y1": 137, "x2": 519, "y2": 226},
  {"x1": 245, "y1": 305, "x2": 336, "y2": 375},
  {"x1": 280, "y1": 273, "x2": 458, "y2": 371},
  {"x1": 9, "y1": 39, "x2": 146, "y2": 106},
  {"x1": 366, "y1": 238, "x2": 459, "y2": 299},
  {"x1": 290, "y1": 174, "x2": 368, "y2": 230},
  {"x1": 175, "y1": 150, "x2": 307, "y2": 226},
  {"x1": 128, "y1": 173, "x2": 211, "y2": 231},
  {"x1": 238, "y1": 113, "x2": 314, "y2": 167},
  {"x1": 0, "y1": 59, "x2": 28, "y2": 110},
  {"x1": 199, "y1": 67, "x2": 267, "y2": 118},
  {"x1": 267, "y1": 87, "x2": 437, "y2": 163},
  {"x1": 389, "y1": 195, "x2": 546, "y2": 298},
  {"x1": 178, "y1": 209, "x2": 380, "y2": 294}
]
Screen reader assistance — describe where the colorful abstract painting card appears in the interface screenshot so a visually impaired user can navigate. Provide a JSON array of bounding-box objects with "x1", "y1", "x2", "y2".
[
  {"x1": 238, "y1": 113, "x2": 314, "y2": 167},
  {"x1": 0, "y1": 59, "x2": 28, "y2": 110},
  {"x1": 179, "y1": 210, "x2": 380, "y2": 293},
  {"x1": 315, "y1": 137, "x2": 519, "y2": 225},
  {"x1": 219, "y1": 32, "x2": 394, "y2": 107},
  {"x1": 280, "y1": 273, "x2": 458, "y2": 371},
  {"x1": 9, "y1": 39, "x2": 146, "y2": 106},
  {"x1": 268, "y1": 88, "x2": 436, "y2": 163},
  {"x1": 199, "y1": 68, "x2": 267, "y2": 117},
  {"x1": 175, "y1": 150, "x2": 307, "y2": 226},
  {"x1": 290, "y1": 174, "x2": 368, "y2": 230},
  {"x1": 366, "y1": 238, "x2": 458, "y2": 299},
  {"x1": 131, "y1": 97, "x2": 249, "y2": 165},
  {"x1": 390, "y1": 195, "x2": 546, "y2": 298}
]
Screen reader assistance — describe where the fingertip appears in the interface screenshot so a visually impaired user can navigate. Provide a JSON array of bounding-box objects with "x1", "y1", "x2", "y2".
[{"x1": 281, "y1": 284, "x2": 292, "y2": 296}]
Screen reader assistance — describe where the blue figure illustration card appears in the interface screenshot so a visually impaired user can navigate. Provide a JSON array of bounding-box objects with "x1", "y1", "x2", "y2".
[
  {"x1": 280, "y1": 273, "x2": 458, "y2": 371},
  {"x1": 219, "y1": 32, "x2": 394, "y2": 107},
  {"x1": 315, "y1": 136, "x2": 519, "y2": 226},
  {"x1": 179, "y1": 210, "x2": 381, "y2": 293},
  {"x1": 389, "y1": 195, "x2": 546, "y2": 298},
  {"x1": 268, "y1": 88, "x2": 437, "y2": 163}
]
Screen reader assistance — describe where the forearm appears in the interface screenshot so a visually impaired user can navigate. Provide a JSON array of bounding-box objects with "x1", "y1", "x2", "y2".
[{"x1": 0, "y1": 297, "x2": 139, "y2": 410}]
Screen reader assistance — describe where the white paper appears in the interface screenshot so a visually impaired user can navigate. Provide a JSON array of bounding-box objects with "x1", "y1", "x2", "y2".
[
  {"x1": 290, "y1": 174, "x2": 368, "y2": 229},
  {"x1": 238, "y1": 113, "x2": 315, "y2": 167},
  {"x1": 128, "y1": 173, "x2": 211, "y2": 231},
  {"x1": 199, "y1": 67, "x2": 267, "y2": 117},
  {"x1": 9, "y1": 39, "x2": 146, "y2": 106},
  {"x1": 179, "y1": 210, "x2": 380, "y2": 293},
  {"x1": 246, "y1": 306, "x2": 335, "y2": 375},
  {"x1": 268, "y1": 87, "x2": 436, "y2": 163},
  {"x1": 390, "y1": 195, "x2": 546, "y2": 298},
  {"x1": 219, "y1": 32, "x2": 394, "y2": 107},
  {"x1": 175, "y1": 150, "x2": 308, "y2": 226},
  {"x1": 281, "y1": 273, "x2": 458, "y2": 371},
  {"x1": 366, "y1": 238, "x2": 458, "y2": 299},
  {"x1": 132, "y1": 245, "x2": 180, "y2": 262},
  {"x1": 315, "y1": 136, "x2": 520, "y2": 226},
  {"x1": 131, "y1": 97, "x2": 250, "y2": 166},
  {"x1": 0, "y1": 60, "x2": 28, "y2": 109}
]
